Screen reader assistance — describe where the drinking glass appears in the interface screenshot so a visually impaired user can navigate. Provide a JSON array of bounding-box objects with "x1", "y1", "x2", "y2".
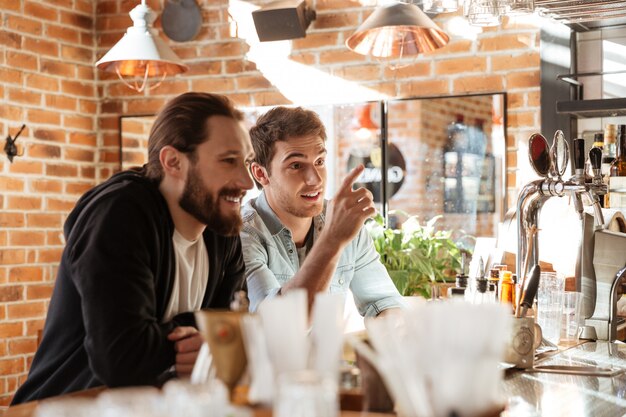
[
  {"x1": 537, "y1": 272, "x2": 565, "y2": 344},
  {"x1": 561, "y1": 291, "x2": 583, "y2": 342},
  {"x1": 274, "y1": 370, "x2": 339, "y2": 417}
]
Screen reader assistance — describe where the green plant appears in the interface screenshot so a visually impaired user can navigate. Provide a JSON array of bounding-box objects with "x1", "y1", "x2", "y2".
[{"x1": 366, "y1": 212, "x2": 470, "y2": 298}]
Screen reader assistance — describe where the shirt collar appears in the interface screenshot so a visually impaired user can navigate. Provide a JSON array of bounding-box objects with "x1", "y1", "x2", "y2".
[{"x1": 254, "y1": 190, "x2": 326, "y2": 236}]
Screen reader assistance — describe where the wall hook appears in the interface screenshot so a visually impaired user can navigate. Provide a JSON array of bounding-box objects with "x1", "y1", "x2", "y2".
[{"x1": 4, "y1": 124, "x2": 26, "y2": 163}]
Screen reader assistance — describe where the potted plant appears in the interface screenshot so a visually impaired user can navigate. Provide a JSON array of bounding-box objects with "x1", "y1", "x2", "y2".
[{"x1": 366, "y1": 212, "x2": 470, "y2": 298}]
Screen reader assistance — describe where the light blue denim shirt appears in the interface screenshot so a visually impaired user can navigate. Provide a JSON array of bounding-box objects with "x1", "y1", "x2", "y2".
[{"x1": 240, "y1": 191, "x2": 404, "y2": 317}]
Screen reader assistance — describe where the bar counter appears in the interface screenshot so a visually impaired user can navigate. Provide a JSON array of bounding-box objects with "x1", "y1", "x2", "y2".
[{"x1": 5, "y1": 342, "x2": 626, "y2": 417}]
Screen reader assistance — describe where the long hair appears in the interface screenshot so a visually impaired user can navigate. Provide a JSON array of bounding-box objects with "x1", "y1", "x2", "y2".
[{"x1": 145, "y1": 92, "x2": 243, "y2": 182}]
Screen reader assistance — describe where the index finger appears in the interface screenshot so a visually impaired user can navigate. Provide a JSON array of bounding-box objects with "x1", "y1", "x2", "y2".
[{"x1": 340, "y1": 164, "x2": 365, "y2": 191}]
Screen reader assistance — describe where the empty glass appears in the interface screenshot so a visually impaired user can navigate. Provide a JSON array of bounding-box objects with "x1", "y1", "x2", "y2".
[
  {"x1": 561, "y1": 292, "x2": 583, "y2": 342},
  {"x1": 274, "y1": 371, "x2": 339, "y2": 417},
  {"x1": 537, "y1": 272, "x2": 565, "y2": 345}
]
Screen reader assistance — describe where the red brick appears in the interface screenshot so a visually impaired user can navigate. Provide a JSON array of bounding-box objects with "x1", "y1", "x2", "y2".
[
  {"x1": 187, "y1": 61, "x2": 222, "y2": 76},
  {"x1": 333, "y1": 64, "x2": 382, "y2": 81},
  {"x1": 7, "y1": 15, "x2": 43, "y2": 36},
  {"x1": 77, "y1": 65, "x2": 95, "y2": 80},
  {"x1": 319, "y1": 49, "x2": 366, "y2": 64},
  {"x1": 38, "y1": 248, "x2": 64, "y2": 263},
  {"x1": 46, "y1": 199, "x2": 76, "y2": 212},
  {"x1": 383, "y1": 62, "x2": 431, "y2": 79},
  {"x1": 0, "y1": 250, "x2": 26, "y2": 266},
  {"x1": 8, "y1": 302, "x2": 46, "y2": 319},
  {"x1": 60, "y1": 10, "x2": 93, "y2": 30},
  {"x1": 45, "y1": 94, "x2": 77, "y2": 111},
  {"x1": 23, "y1": 38, "x2": 59, "y2": 58},
  {"x1": 0, "y1": 68, "x2": 22, "y2": 84},
  {"x1": 7, "y1": 196, "x2": 42, "y2": 211},
  {"x1": 26, "y1": 74, "x2": 59, "y2": 91},
  {"x1": 314, "y1": 11, "x2": 359, "y2": 29},
  {"x1": 46, "y1": 164, "x2": 79, "y2": 177},
  {"x1": 404, "y1": 79, "x2": 450, "y2": 96},
  {"x1": 0, "y1": 30, "x2": 21, "y2": 48},
  {"x1": 8, "y1": 88, "x2": 42, "y2": 106},
  {"x1": 26, "y1": 214, "x2": 62, "y2": 228},
  {"x1": 79, "y1": 100, "x2": 98, "y2": 114},
  {"x1": 66, "y1": 182, "x2": 93, "y2": 195},
  {"x1": 237, "y1": 76, "x2": 272, "y2": 90},
  {"x1": 492, "y1": 52, "x2": 540, "y2": 71},
  {"x1": 453, "y1": 75, "x2": 503, "y2": 93},
  {"x1": 9, "y1": 231, "x2": 45, "y2": 246},
  {"x1": 30, "y1": 179, "x2": 63, "y2": 194},
  {"x1": 47, "y1": 230, "x2": 64, "y2": 246},
  {"x1": 61, "y1": 45, "x2": 93, "y2": 63},
  {"x1": 47, "y1": 24, "x2": 80, "y2": 43},
  {"x1": 27, "y1": 109, "x2": 61, "y2": 125},
  {"x1": 0, "y1": 213, "x2": 25, "y2": 228},
  {"x1": 224, "y1": 60, "x2": 257, "y2": 74},
  {"x1": 8, "y1": 161, "x2": 44, "y2": 175},
  {"x1": 69, "y1": 132, "x2": 97, "y2": 146},
  {"x1": 34, "y1": 129, "x2": 66, "y2": 143},
  {"x1": 0, "y1": 285, "x2": 23, "y2": 302},
  {"x1": 190, "y1": 78, "x2": 236, "y2": 93},
  {"x1": 0, "y1": 323, "x2": 23, "y2": 339},
  {"x1": 64, "y1": 148, "x2": 95, "y2": 162},
  {"x1": 25, "y1": 1, "x2": 59, "y2": 20},
  {"x1": 26, "y1": 284, "x2": 54, "y2": 300},
  {"x1": 199, "y1": 42, "x2": 244, "y2": 58},
  {"x1": 61, "y1": 80, "x2": 95, "y2": 97},
  {"x1": 8, "y1": 338, "x2": 37, "y2": 355},
  {"x1": 0, "y1": 0, "x2": 20, "y2": 11},
  {"x1": 479, "y1": 33, "x2": 534, "y2": 52},
  {"x1": 0, "y1": 106, "x2": 24, "y2": 121},
  {"x1": 28, "y1": 144, "x2": 62, "y2": 159},
  {"x1": 41, "y1": 59, "x2": 76, "y2": 77},
  {"x1": 0, "y1": 177, "x2": 25, "y2": 192},
  {"x1": 435, "y1": 57, "x2": 487, "y2": 75},
  {"x1": 127, "y1": 99, "x2": 167, "y2": 114},
  {"x1": 64, "y1": 115, "x2": 94, "y2": 130},
  {"x1": 293, "y1": 32, "x2": 340, "y2": 49},
  {"x1": 506, "y1": 71, "x2": 540, "y2": 89}
]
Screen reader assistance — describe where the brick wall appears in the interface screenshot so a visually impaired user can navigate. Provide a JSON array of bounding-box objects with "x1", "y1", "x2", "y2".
[
  {"x1": 0, "y1": 0, "x2": 98, "y2": 406},
  {"x1": 0, "y1": 0, "x2": 542, "y2": 406}
]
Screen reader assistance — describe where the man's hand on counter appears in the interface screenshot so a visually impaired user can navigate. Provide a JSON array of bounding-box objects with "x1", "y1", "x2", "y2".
[{"x1": 167, "y1": 326, "x2": 204, "y2": 377}]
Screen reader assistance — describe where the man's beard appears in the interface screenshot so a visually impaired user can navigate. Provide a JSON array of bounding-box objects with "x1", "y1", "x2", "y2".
[{"x1": 178, "y1": 167, "x2": 243, "y2": 236}]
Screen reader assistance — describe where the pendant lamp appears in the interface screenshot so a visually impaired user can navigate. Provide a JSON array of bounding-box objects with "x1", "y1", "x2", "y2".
[
  {"x1": 95, "y1": 0, "x2": 188, "y2": 92},
  {"x1": 346, "y1": 2, "x2": 449, "y2": 59}
]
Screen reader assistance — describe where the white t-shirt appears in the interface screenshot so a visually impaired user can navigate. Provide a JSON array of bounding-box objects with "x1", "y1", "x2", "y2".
[{"x1": 162, "y1": 229, "x2": 209, "y2": 323}]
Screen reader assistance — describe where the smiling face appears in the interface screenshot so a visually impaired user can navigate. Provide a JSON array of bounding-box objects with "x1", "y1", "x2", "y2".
[
  {"x1": 178, "y1": 115, "x2": 254, "y2": 235},
  {"x1": 259, "y1": 134, "x2": 327, "y2": 222}
]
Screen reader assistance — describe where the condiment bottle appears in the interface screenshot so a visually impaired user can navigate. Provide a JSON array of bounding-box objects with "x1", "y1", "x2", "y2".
[{"x1": 499, "y1": 271, "x2": 514, "y2": 309}]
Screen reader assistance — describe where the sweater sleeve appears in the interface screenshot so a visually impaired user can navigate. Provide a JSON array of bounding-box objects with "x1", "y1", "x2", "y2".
[{"x1": 67, "y1": 189, "x2": 177, "y2": 387}]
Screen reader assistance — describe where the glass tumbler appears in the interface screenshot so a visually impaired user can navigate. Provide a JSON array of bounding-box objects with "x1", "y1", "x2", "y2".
[{"x1": 274, "y1": 370, "x2": 339, "y2": 417}]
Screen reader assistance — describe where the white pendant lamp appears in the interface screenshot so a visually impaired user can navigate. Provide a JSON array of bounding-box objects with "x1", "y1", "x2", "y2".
[{"x1": 95, "y1": 0, "x2": 188, "y2": 92}]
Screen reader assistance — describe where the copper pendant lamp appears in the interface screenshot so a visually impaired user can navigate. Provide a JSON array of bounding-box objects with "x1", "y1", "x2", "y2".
[
  {"x1": 95, "y1": 0, "x2": 188, "y2": 92},
  {"x1": 346, "y1": 2, "x2": 449, "y2": 59}
]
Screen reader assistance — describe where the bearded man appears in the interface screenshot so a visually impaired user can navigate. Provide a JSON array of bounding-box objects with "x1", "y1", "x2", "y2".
[{"x1": 11, "y1": 92, "x2": 255, "y2": 404}]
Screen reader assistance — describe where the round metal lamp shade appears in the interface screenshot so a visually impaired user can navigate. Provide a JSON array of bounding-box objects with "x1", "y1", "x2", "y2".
[{"x1": 346, "y1": 2, "x2": 449, "y2": 58}]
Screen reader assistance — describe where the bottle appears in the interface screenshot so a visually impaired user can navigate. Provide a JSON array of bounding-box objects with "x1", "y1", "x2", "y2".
[
  {"x1": 603, "y1": 124, "x2": 617, "y2": 207},
  {"x1": 593, "y1": 132, "x2": 604, "y2": 149},
  {"x1": 609, "y1": 125, "x2": 626, "y2": 208},
  {"x1": 448, "y1": 252, "x2": 468, "y2": 298},
  {"x1": 499, "y1": 270, "x2": 514, "y2": 309}
]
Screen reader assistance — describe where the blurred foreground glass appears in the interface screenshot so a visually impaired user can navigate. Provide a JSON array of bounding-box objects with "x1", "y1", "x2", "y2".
[
  {"x1": 562, "y1": 291, "x2": 583, "y2": 342},
  {"x1": 466, "y1": 0, "x2": 505, "y2": 26},
  {"x1": 537, "y1": 272, "x2": 565, "y2": 344},
  {"x1": 274, "y1": 371, "x2": 339, "y2": 417}
]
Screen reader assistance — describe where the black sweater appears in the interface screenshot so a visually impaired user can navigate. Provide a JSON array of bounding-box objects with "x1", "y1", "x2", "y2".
[{"x1": 11, "y1": 169, "x2": 245, "y2": 404}]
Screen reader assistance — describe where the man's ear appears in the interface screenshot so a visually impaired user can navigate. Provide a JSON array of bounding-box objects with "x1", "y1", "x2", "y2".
[
  {"x1": 159, "y1": 146, "x2": 187, "y2": 179},
  {"x1": 250, "y1": 162, "x2": 270, "y2": 186}
]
